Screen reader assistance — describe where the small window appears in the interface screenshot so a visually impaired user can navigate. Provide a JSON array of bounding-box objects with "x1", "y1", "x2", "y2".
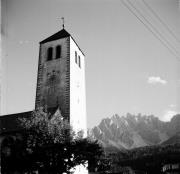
[
  {"x1": 47, "y1": 47, "x2": 53, "y2": 61},
  {"x1": 75, "y1": 51, "x2": 77, "y2": 64},
  {"x1": 56, "y1": 45, "x2": 61, "y2": 59},
  {"x1": 78, "y1": 55, "x2": 81, "y2": 68}
]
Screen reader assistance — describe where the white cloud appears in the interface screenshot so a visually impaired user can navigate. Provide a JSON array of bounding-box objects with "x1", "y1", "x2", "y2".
[
  {"x1": 161, "y1": 110, "x2": 177, "y2": 122},
  {"x1": 147, "y1": 76, "x2": 167, "y2": 85}
]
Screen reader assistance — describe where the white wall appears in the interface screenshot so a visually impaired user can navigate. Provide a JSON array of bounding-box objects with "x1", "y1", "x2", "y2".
[{"x1": 70, "y1": 37, "x2": 87, "y2": 135}]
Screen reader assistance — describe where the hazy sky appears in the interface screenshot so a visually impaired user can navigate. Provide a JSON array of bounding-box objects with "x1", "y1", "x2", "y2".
[{"x1": 1, "y1": 0, "x2": 180, "y2": 128}]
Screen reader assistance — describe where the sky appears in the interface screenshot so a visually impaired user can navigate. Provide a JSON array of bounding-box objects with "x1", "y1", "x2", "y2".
[{"x1": 1, "y1": 0, "x2": 180, "y2": 128}]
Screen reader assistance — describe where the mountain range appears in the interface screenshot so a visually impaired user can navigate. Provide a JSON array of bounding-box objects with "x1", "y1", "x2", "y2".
[{"x1": 89, "y1": 113, "x2": 180, "y2": 150}]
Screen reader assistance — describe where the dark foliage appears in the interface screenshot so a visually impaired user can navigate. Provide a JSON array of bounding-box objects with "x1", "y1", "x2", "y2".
[
  {"x1": 2, "y1": 109, "x2": 108, "y2": 174},
  {"x1": 108, "y1": 143, "x2": 180, "y2": 174}
]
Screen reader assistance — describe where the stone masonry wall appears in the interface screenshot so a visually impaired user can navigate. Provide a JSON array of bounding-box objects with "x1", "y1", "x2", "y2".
[{"x1": 35, "y1": 37, "x2": 70, "y2": 120}]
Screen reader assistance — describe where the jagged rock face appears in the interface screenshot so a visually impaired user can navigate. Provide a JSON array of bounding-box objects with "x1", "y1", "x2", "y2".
[
  {"x1": 161, "y1": 132, "x2": 180, "y2": 145},
  {"x1": 90, "y1": 114, "x2": 180, "y2": 150},
  {"x1": 168, "y1": 115, "x2": 180, "y2": 136}
]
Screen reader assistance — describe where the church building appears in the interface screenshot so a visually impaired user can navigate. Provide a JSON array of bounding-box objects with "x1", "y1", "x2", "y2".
[{"x1": 0, "y1": 26, "x2": 87, "y2": 173}]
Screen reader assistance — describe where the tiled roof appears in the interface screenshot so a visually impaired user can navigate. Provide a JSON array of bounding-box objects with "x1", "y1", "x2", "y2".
[
  {"x1": 0, "y1": 108, "x2": 62, "y2": 134},
  {"x1": 40, "y1": 29, "x2": 70, "y2": 44},
  {"x1": 0, "y1": 111, "x2": 32, "y2": 134}
]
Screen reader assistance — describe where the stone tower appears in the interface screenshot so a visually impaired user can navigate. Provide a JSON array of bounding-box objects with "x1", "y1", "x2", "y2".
[{"x1": 35, "y1": 28, "x2": 86, "y2": 132}]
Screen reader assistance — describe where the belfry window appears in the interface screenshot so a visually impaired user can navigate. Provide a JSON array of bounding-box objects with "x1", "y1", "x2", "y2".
[
  {"x1": 75, "y1": 51, "x2": 77, "y2": 64},
  {"x1": 78, "y1": 55, "x2": 81, "y2": 68},
  {"x1": 47, "y1": 47, "x2": 53, "y2": 61},
  {"x1": 56, "y1": 45, "x2": 61, "y2": 59}
]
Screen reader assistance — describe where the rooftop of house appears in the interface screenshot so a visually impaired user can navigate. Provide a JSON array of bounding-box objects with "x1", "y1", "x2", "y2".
[
  {"x1": 0, "y1": 111, "x2": 32, "y2": 135},
  {"x1": 0, "y1": 107, "x2": 62, "y2": 135}
]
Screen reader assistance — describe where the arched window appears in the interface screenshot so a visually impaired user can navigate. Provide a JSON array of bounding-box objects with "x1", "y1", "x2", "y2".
[
  {"x1": 75, "y1": 51, "x2": 77, "y2": 63},
  {"x1": 47, "y1": 47, "x2": 53, "y2": 61},
  {"x1": 78, "y1": 55, "x2": 81, "y2": 68},
  {"x1": 56, "y1": 45, "x2": 61, "y2": 59}
]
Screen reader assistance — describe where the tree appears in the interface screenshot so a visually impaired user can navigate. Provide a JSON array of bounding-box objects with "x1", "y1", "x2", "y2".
[{"x1": 2, "y1": 109, "x2": 106, "y2": 174}]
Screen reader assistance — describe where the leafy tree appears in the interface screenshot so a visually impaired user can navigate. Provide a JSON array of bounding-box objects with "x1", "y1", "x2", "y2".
[{"x1": 2, "y1": 109, "x2": 107, "y2": 174}]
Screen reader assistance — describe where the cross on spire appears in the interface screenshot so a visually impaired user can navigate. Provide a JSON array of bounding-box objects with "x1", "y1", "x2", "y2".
[{"x1": 61, "y1": 17, "x2": 65, "y2": 29}]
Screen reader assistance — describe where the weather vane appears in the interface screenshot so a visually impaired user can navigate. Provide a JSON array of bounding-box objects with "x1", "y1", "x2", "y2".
[{"x1": 61, "y1": 17, "x2": 65, "y2": 29}]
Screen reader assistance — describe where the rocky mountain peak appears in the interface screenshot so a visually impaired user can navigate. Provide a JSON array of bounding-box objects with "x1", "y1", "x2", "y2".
[{"x1": 90, "y1": 113, "x2": 180, "y2": 150}]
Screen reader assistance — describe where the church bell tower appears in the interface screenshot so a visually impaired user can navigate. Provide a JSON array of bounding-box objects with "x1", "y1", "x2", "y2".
[{"x1": 35, "y1": 27, "x2": 86, "y2": 132}]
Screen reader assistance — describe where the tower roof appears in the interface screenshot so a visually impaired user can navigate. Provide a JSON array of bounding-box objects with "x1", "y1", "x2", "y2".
[
  {"x1": 40, "y1": 29, "x2": 71, "y2": 44},
  {"x1": 40, "y1": 28, "x2": 85, "y2": 55}
]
